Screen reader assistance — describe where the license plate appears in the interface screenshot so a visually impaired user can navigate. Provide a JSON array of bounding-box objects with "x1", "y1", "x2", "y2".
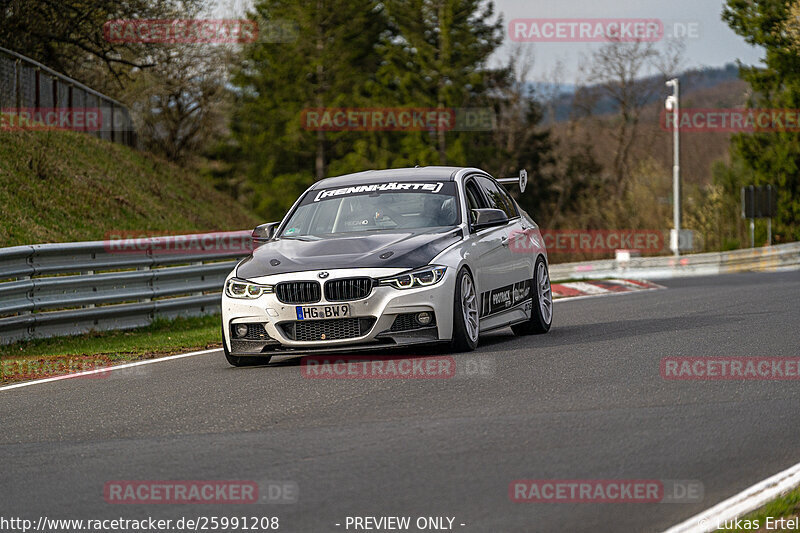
[{"x1": 295, "y1": 304, "x2": 350, "y2": 320}]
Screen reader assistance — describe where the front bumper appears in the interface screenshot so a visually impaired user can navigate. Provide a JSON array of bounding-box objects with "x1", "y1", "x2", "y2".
[{"x1": 221, "y1": 267, "x2": 456, "y2": 356}]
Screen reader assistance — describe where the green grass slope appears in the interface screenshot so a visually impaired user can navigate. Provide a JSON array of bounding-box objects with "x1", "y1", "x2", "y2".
[{"x1": 0, "y1": 130, "x2": 260, "y2": 246}]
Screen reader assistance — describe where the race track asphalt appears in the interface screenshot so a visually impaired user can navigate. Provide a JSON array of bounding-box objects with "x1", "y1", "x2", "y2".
[{"x1": 1, "y1": 270, "x2": 798, "y2": 532}]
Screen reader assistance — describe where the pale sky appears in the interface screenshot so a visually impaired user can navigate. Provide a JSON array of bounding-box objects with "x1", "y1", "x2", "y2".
[
  {"x1": 212, "y1": 0, "x2": 765, "y2": 84},
  {"x1": 492, "y1": 0, "x2": 765, "y2": 83}
]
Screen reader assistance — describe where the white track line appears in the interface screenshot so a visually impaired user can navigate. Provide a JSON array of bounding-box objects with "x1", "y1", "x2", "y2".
[
  {"x1": 662, "y1": 461, "x2": 800, "y2": 533},
  {"x1": 0, "y1": 348, "x2": 220, "y2": 392}
]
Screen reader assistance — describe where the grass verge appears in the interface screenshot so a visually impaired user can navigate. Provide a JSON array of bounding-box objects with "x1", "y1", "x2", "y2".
[
  {"x1": 0, "y1": 129, "x2": 260, "y2": 246},
  {"x1": 714, "y1": 486, "x2": 800, "y2": 532},
  {"x1": 0, "y1": 314, "x2": 222, "y2": 384}
]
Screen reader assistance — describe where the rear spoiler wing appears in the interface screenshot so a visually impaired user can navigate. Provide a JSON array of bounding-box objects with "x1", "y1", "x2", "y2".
[{"x1": 497, "y1": 169, "x2": 527, "y2": 193}]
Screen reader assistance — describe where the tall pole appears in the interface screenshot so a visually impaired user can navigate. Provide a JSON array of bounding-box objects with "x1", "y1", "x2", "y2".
[{"x1": 666, "y1": 79, "x2": 681, "y2": 257}]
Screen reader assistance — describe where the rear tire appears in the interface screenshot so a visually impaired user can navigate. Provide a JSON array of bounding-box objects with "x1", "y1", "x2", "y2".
[
  {"x1": 512, "y1": 255, "x2": 553, "y2": 335},
  {"x1": 222, "y1": 326, "x2": 272, "y2": 367},
  {"x1": 449, "y1": 267, "x2": 479, "y2": 352}
]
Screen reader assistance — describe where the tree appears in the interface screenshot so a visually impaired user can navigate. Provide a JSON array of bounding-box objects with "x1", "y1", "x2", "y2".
[
  {"x1": 0, "y1": 0, "x2": 204, "y2": 91},
  {"x1": 721, "y1": 0, "x2": 800, "y2": 241},
  {"x1": 227, "y1": 0, "x2": 390, "y2": 219},
  {"x1": 126, "y1": 44, "x2": 232, "y2": 162},
  {"x1": 380, "y1": 0, "x2": 504, "y2": 164},
  {"x1": 469, "y1": 45, "x2": 556, "y2": 223},
  {"x1": 574, "y1": 38, "x2": 683, "y2": 196},
  {"x1": 1, "y1": 0, "x2": 233, "y2": 163}
]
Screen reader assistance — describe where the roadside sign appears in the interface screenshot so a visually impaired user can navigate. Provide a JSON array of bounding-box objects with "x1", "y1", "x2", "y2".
[
  {"x1": 741, "y1": 185, "x2": 777, "y2": 219},
  {"x1": 741, "y1": 184, "x2": 777, "y2": 247},
  {"x1": 669, "y1": 229, "x2": 694, "y2": 252}
]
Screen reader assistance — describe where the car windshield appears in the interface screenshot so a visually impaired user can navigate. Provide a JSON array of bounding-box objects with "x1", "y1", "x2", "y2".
[{"x1": 280, "y1": 181, "x2": 460, "y2": 238}]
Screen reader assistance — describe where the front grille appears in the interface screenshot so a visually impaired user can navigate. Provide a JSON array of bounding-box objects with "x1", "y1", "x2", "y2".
[
  {"x1": 275, "y1": 281, "x2": 321, "y2": 304},
  {"x1": 324, "y1": 277, "x2": 374, "y2": 301},
  {"x1": 280, "y1": 317, "x2": 376, "y2": 341},
  {"x1": 390, "y1": 313, "x2": 437, "y2": 331}
]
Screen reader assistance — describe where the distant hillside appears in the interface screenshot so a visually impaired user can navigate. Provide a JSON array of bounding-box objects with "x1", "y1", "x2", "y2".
[
  {"x1": 0, "y1": 130, "x2": 260, "y2": 247},
  {"x1": 544, "y1": 64, "x2": 744, "y2": 123},
  {"x1": 549, "y1": 64, "x2": 750, "y2": 188}
]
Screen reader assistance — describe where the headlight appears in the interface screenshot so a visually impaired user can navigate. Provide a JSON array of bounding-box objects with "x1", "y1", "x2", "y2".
[
  {"x1": 225, "y1": 278, "x2": 274, "y2": 299},
  {"x1": 378, "y1": 266, "x2": 447, "y2": 289}
]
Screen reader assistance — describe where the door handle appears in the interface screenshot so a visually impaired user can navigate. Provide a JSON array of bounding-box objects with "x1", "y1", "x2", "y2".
[{"x1": 501, "y1": 236, "x2": 509, "y2": 247}]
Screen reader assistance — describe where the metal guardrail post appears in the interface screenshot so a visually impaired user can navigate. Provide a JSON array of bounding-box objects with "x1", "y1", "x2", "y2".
[
  {"x1": 15, "y1": 58, "x2": 21, "y2": 110},
  {"x1": 34, "y1": 68, "x2": 39, "y2": 109},
  {"x1": 21, "y1": 275, "x2": 32, "y2": 316},
  {"x1": 139, "y1": 264, "x2": 152, "y2": 303},
  {"x1": 81, "y1": 269, "x2": 96, "y2": 308},
  {"x1": 192, "y1": 261, "x2": 203, "y2": 297}
]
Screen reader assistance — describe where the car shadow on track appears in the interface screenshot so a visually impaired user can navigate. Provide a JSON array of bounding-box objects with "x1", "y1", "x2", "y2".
[
  {"x1": 260, "y1": 343, "x2": 450, "y2": 369},
  {"x1": 479, "y1": 313, "x2": 739, "y2": 354},
  {"x1": 228, "y1": 313, "x2": 737, "y2": 368}
]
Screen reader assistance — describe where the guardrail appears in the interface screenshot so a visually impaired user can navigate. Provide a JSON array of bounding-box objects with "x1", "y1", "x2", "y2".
[
  {"x1": 549, "y1": 242, "x2": 800, "y2": 281},
  {"x1": 1, "y1": 231, "x2": 798, "y2": 345},
  {"x1": 0, "y1": 232, "x2": 252, "y2": 345},
  {"x1": 0, "y1": 46, "x2": 137, "y2": 147}
]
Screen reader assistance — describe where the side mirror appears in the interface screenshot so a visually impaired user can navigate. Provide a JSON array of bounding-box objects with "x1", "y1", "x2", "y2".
[
  {"x1": 470, "y1": 208, "x2": 508, "y2": 231},
  {"x1": 252, "y1": 222, "x2": 279, "y2": 243}
]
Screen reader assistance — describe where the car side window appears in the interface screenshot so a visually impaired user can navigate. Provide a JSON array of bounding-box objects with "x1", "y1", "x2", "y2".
[
  {"x1": 476, "y1": 176, "x2": 517, "y2": 219},
  {"x1": 494, "y1": 182, "x2": 519, "y2": 218},
  {"x1": 464, "y1": 179, "x2": 486, "y2": 211}
]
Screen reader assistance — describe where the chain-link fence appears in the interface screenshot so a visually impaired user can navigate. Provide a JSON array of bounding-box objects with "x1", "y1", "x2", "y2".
[{"x1": 0, "y1": 46, "x2": 137, "y2": 147}]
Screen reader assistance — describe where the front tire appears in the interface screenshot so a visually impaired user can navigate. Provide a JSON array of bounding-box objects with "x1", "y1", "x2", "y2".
[
  {"x1": 449, "y1": 267, "x2": 479, "y2": 352},
  {"x1": 512, "y1": 255, "x2": 553, "y2": 335}
]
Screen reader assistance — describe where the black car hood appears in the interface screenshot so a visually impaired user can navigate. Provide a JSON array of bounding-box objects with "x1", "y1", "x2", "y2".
[{"x1": 236, "y1": 228, "x2": 463, "y2": 279}]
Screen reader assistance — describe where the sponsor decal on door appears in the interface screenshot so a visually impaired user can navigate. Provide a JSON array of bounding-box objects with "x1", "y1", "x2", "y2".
[{"x1": 480, "y1": 280, "x2": 531, "y2": 317}]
